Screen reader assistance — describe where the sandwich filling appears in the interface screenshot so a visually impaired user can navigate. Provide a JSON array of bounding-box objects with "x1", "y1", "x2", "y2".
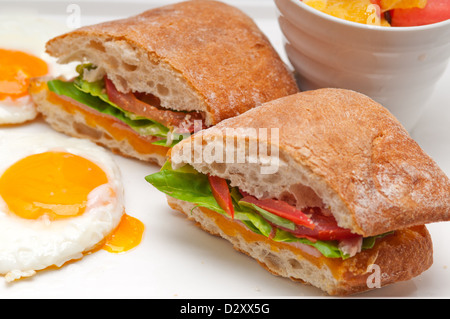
[
  {"x1": 146, "y1": 162, "x2": 393, "y2": 259},
  {"x1": 46, "y1": 64, "x2": 206, "y2": 147}
]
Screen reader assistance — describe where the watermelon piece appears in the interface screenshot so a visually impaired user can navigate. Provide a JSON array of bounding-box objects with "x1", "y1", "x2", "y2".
[{"x1": 391, "y1": 0, "x2": 450, "y2": 26}]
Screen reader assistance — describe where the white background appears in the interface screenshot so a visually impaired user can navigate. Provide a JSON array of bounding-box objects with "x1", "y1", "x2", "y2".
[{"x1": 0, "y1": 0, "x2": 449, "y2": 298}]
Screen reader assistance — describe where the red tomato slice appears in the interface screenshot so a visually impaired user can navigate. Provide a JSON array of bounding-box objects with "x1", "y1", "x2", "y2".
[
  {"x1": 240, "y1": 197, "x2": 360, "y2": 241},
  {"x1": 293, "y1": 213, "x2": 361, "y2": 241},
  {"x1": 240, "y1": 196, "x2": 315, "y2": 230},
  {"x1": 104, "y1": 76, "x2": 201, "y2": 131},
  {"x1": 208, "y1": 175, "x2": 235, "y2": 219},
  {"x1": 391, "y1": 0, "x2": 450, "y2": 26}
]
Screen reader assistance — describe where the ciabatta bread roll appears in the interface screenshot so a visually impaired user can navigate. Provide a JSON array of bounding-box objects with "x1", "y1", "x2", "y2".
[
  {"x1": 146, "y1": 88, "x2": 450, "y2": 295},
  {"x1": 30, "y1": 0, "x2": 298, "y2": 165}
]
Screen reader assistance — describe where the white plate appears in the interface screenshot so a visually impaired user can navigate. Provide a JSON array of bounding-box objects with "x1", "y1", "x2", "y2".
[{"x1": 0, "y1": 0, "x2": 449, "y2": 298}]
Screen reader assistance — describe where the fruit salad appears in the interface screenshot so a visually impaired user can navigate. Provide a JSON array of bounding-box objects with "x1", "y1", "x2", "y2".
[{"x1": 301, "y1": 0, "x2": 450, "y2": 27}]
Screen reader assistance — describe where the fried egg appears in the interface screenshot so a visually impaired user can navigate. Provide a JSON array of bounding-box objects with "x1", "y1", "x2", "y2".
[
  {"x1": 0, "y1": 12, "x2": 77, "y2": 125},
  {"x1": 0, "y1": 132, "x2": 143, "y2": 282}
]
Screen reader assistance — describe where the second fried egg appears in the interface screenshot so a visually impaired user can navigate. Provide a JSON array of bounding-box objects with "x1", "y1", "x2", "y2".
[{"x1": 0, "y1": 13, "x2": 77, "y2": 125}]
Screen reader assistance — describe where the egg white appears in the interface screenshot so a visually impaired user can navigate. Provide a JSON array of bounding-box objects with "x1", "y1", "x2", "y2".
[
  {"x1": 0, "y1": 132, "x2": 124, "y2": 282},
  {"x1": 0, "y1": 12, "x2": 77, "y2": 125}
]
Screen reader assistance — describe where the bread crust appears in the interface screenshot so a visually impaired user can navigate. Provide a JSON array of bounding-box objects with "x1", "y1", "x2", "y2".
[
  {"x1": 172, "y1": 89, "x2": 450, "y2": 236},
  {"x1": 167, "y1": 196, "x2": 433, "y2": 296},
  {"x1": 46, "y1": 0, "x2": 299, "y2": 125}
]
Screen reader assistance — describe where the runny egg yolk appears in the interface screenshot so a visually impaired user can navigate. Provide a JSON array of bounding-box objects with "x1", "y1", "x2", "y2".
[
  {"x1": 0, "y1": 151, "x2": 108, "y2": 220},
  {"x1": 102, "y1": 213, "x2": 145, "y2": 253},
  {"x1": 0, "y1": 49, "x2": 48, "y2": 101}
]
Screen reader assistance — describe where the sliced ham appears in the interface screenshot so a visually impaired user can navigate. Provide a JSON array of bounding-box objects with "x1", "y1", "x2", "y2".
[{"x1": 338, "y1": 236, "x2": 363, "y2": 258}]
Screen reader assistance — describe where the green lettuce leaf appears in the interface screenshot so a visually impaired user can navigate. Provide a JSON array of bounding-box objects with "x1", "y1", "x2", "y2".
[
  {"x1": 74, "y1": 76, "x2": 148, "y2": 121},
  {"x1": 271, "y1": 229, "x2": 346, "y2": 259},
  {"x1": 362, "y1": 232, "x2": 394, "y2": 250},
  {"x1": 146, "y1": 161, "x2": 223, "y2": 213},
  {"x1": 146, "y1": 162, "x2": 273, "y2": 237},
  {"x1": 73, "y1": 63, "x2": 154, "y2": 122},
  {"x1": 47, "y1": 79, "x2": 170, "y2": 138}
]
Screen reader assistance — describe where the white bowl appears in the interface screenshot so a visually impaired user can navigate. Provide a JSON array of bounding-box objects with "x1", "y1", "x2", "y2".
[{"x1": 275, "y1": 0, "x2": 450, "y2": 131}]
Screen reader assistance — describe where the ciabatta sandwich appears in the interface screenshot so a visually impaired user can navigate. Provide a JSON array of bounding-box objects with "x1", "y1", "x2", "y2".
[
  {"x1": 29, "y1": 0, "x2": 298, "y2": 166},
  {"x1": 146, "y1": 88, "x2": 450, "y2": 295}
]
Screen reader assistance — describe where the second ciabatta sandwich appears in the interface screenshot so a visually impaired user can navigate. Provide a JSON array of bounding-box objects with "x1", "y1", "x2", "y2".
[
  {"x1": 146, "y1": 88, "x2": 450, "y2": 295},
  {"x1": 29, "y1": 0, "x2": 298, "y2": 166}
]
